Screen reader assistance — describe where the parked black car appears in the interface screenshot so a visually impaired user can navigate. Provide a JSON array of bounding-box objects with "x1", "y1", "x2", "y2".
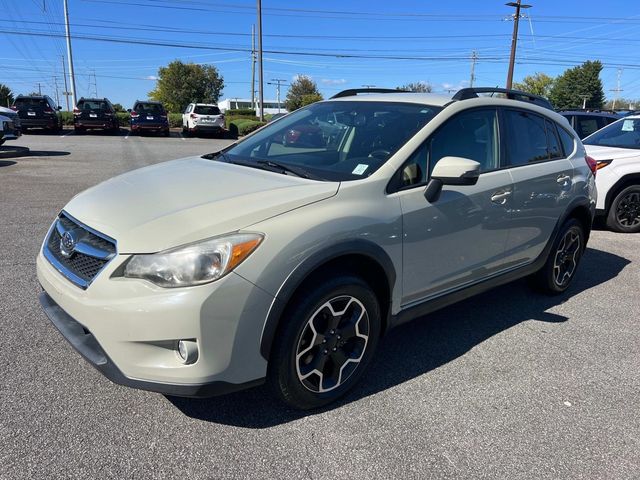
[
  {"x1": 12, "y1": 95, "x2": 62, "y2": 133},
  {"x1": 128, "y1": 100, "x2": 169, "y2": 136},
  {"x1": 73, "y1": 98, "x2": 119, "y2": 134},
  {"x1": 558, "y1": 110, "x2": 620, "y2": 139}
]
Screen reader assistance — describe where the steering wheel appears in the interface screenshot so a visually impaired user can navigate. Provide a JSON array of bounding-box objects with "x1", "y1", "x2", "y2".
[{"x1": 368, "y1": 149, "x2": 391, "y2": 160}]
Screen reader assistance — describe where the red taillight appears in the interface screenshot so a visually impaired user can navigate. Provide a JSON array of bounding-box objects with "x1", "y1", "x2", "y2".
[
  {"x1": 130, "y1": 111, "x2": 139, "y2": 117},
  {"x1": 190, "y1": 113, "x2": 197, "y2": 118},
  {"x1": 10, "y1": 105, "x2": 18, "y2": 111},
  {"x1": 44, "y1": 108, "x2": 53, "y2": 113},
  {"x1": 73, "y1": 107, "x2": 81, "y2": 115},
  {"x1": 585, "y1": 155, "x2": 598, "y2": 176}
]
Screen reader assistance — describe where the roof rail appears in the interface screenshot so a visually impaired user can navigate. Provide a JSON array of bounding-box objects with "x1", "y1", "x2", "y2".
[
  {"x1": 452, "y1": 87, "x2": 554, "y2": 110},
  {"x1": 331, "y1": 88, "x2": 407, "y2": 99}
]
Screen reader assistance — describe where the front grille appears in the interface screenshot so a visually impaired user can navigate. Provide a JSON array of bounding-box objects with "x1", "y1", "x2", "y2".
[{"x1": 43, "y1": 212, "x2": 117, "y2": 288}]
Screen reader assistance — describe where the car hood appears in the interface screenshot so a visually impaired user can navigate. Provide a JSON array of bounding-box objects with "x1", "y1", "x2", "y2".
[
  {"x1": 64, "y1": 157, "x2": 339, "y2": 253},
  {"x1": 584, "y1": 144, "x2": 640, "y2": 161}
]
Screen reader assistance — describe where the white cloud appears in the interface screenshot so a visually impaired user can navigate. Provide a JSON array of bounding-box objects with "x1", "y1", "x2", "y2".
[
  {"x1": 145, "y1": 75, "x2": 158, "y2": 81},
  {"x1": 321, "y1": 78, "x2": 347, "y2": 86}
]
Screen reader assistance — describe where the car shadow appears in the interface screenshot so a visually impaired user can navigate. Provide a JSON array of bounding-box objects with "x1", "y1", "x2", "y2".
[
  {"x1": 167, "y1": 246, "x2": 631, "y2": 428},
  {"x1": 26, "y1": 151, "x2": 71, "y2": 157},
  {"x1": 0, "y1": 160, "x2": 17, "y2": 167}
]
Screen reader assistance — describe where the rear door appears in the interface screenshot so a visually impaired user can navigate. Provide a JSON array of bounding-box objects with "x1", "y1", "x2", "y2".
[
  {"x1": 136, "y1": 103, "x2": 164, "y2": 125},
  {"x1": 194, "y1": 105, "x2": 224, "y2": 127},
  {"x1": 15, "y1": 97, "x2": 48, "y2": 122},
  {"x1": 78, "y1": 100, "x2": 110, "y2": 123},
  {"x1": 501, "y1": 109, "x2": 574, "y2": 265}
]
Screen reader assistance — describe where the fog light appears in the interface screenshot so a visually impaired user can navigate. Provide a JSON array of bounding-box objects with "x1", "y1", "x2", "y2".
[{"x1": 177, "y1": 340, "x2": 198, "y2": 364}]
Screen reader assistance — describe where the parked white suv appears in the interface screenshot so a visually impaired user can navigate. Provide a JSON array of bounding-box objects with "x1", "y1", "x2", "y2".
[
  {"x1": 583, "y1": 115, "x2": 640, "y2": 232},
  {"x1": 37, "y1": 88, "x2": 596, "y2": 409},
  {"x1": 182, "y1": 103, "x2": 225, "y2": 137}
]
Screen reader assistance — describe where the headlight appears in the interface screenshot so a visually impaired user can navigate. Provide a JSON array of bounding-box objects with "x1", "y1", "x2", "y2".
[{"x1": 123, "y1": 233, "x2": 263, "y2": 287}]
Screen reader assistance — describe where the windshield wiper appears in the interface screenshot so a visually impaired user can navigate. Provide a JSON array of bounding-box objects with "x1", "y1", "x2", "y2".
[{"x1": 256, "y1": 160, "x2": 316, "y2": 179}]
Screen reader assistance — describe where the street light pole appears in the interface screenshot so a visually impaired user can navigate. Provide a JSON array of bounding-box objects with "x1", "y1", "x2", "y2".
[
  {"x1": 505, "y1": 0, "x2": 531, "y2": 90},
  {"x1": 63, "y1": 0, "x2": 78, "y2": 108},
  {"x1": 256, "y1": 0, "x2": 264, "y2": 121}
]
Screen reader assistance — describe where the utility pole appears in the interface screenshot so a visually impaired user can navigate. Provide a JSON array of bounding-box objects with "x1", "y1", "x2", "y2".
[
  {"x1": 505, "y1": 0, "x2": 531, "y2": 89},
  {"x1": 579, "y1": 94, "x2": 590, "y2": 109},
  {"x1": 610, "y1": 68, "x2": 623, "y2": 110},
  {"x1": 251, "y1": 24, "x2": 256, "y2": 113},
  {"x1": 268, "y1": 79, "x2": 287, "y2": 113},
  {"x1": 470, "y1": 50, "x2": 478, "y2": 88},
  {"x1": 61, "y1": 55, "x2": 70, "y2": 111},
  {"x1": 256, "y1": 0, "x2": 264, "y2": 121},
  {"x1": 54, "y1": 76, "x2": 60, "y2": 106},
  {"x1": 63, "y1": 0, "x2": 78, "y2": 108}
]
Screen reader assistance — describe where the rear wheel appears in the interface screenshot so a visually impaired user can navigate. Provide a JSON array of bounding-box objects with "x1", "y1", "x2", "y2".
[
  {"x1": 269, "y1": 274, "x2": 381, "y2": 409},
  {"x1": 530, "y1": 218, "x2": 585, "y2": 295},
  {"x1": 606, "y1": 185, "x2": 640, "y2": 233}
]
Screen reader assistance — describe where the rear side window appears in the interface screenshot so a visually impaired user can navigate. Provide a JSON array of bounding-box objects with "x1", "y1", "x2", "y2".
[
  {"x1": 503, "y1": 110, "x2": 552, "y2": 165},
  {"x1": 78, "y1": 100, "x2": 109, "y2": 111},
  {"x1": 545, "y1": 119, "x2": 563, "y2": 159},
  {"x1": 575, "y1": 116, "x2": 600, "y2": 138},
  {"x1": 429, "y1": 108, "x2": 499, "y2": 173},
  {"x1": 194, "y1": 105, "x2": 221, "y2": 115},
  {"x1": 557, "y1": 127, "x2": 576, "y2": 156}
]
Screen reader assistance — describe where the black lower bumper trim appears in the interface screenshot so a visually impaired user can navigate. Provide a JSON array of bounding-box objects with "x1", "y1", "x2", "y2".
[{"x1": 38, "y1": 291, "x2": 264, "y2": 398}]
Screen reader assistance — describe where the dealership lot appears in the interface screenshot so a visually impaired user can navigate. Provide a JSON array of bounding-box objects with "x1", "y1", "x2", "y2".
[{"x1": 1, "y1": 131, "x2": 639, "y2": 479}]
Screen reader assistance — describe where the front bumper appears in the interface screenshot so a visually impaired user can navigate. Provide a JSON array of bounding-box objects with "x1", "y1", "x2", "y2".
[
  {"x1": 38, "y1": 292, "x2": 263, "y2": 397},
  {"x1": 37, "y1": 248, "x2": 272, "y2": 397}
]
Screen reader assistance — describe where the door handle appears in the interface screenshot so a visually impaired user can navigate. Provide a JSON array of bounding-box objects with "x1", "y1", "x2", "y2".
[
  {"x1": 557, "y1": 174, "x2": 572, "y2": 185},
  {"x1": 491, "y1": 190, "x2": 512, "y2": 204}
]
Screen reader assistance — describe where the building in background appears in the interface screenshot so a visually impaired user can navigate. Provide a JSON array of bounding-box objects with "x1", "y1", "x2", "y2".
[{"x1": 218, "y1": 98, "x2": 287, "y2": 115}]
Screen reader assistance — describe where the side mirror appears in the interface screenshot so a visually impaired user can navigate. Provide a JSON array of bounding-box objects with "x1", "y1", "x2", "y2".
[
  {"x1": 127, "y1": 109, "x2": 132, "y2": 113},
  {"x1": 424, "y1": 156, "x2": 481, "y2": 203},
  {"x1": 57, "y1": 106, "x2": 62, "y2": 110}
]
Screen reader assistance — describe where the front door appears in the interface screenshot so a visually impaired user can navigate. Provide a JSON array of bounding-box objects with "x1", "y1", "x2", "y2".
[{"x1": 396, "y1": 108, "x2": 513, "y2": 306}]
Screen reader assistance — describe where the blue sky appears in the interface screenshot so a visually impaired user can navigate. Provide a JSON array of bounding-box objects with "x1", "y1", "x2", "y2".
[{"x1": 2, "y1": 0, "x2": 640, "y2": 109}]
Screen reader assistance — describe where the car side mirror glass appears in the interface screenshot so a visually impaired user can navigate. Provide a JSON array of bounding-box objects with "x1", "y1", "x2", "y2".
[
  {"x1": 58, "y1": 106, "x2": 62, "y2": 110},
  {"x1": 127, "y1": 109, "x2": 132, "y2": 113},
  {"x1": 424, "y1": 156, "x2": 481, "y2": 202}
]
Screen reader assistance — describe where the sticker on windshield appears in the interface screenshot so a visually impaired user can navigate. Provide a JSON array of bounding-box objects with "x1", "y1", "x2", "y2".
[
  {"x1": 352, "y1": 164, "x2": 369, "y2": 175},
  {"x1": 622, "y1": 120, "x2": 635, "y2": 132}
]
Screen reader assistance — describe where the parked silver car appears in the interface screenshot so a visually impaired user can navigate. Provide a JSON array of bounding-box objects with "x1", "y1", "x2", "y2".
[{"x1": 37, "y1": 88, "x2": 596, "y2": 409}]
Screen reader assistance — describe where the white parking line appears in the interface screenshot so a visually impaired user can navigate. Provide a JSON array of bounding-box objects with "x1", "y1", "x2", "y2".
[
  {"x1": 180, "y1": 134, "x2": 185, "y2": 141},
  {"x1": 59, "y1": 131, "x2": 73, "y2": 138},
  {"x1": 124, "y1": 133, "x2": 129, "y2": 140}
]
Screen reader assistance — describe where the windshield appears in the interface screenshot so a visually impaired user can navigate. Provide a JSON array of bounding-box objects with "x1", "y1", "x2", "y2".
[
  {"x1": 583, "y1": 118, "x2": 640, "y2": 149},
  {"x1": 222, "y1": 100, "x2": 441, "y2": 181},
  {"x1": 194, "y1": 105, "x2": 221, "y2": 115}
]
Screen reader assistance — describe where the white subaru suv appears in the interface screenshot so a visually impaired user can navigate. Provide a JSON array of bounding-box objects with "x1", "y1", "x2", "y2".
[
  {"x1": 182, "y1": 103, "x2": 225, "y2": 137},
  {"x1": 37, "y1": 88, "x2": 596, "y2": 409},
  {"x1": 583, "y1": 115, "x2": 640, "y2": 232}
]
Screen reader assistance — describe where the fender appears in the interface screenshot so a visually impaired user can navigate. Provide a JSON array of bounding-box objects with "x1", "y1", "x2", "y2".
[
  {"x1": 603, "y1": 173, "x2": 640, "y2": 214},
  {"x1": 259, "y1": 239, "x2": 396, "y2": 360}
]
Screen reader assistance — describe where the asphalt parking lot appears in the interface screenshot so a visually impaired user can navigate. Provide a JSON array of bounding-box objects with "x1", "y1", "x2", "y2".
[{"x1": 1, "y1": 130, "x2": 639, "y2": 479}]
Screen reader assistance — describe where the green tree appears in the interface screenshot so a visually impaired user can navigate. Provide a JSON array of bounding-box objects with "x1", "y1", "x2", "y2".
[
  {"x1": 513, "y1": 73, "x2": 555, "y2": 97},
  {"x1": 0, "y1": 84, "x2": 14, "y2": 107},
  {"x1": 548, "y1": 61, "x2": 605, "y2": 109},
  {"x1": 397, "y1": 82, "x2": 432, "y2": 93},
  {"x1": 149, "y1": 60, "x2": 224, "y2": 113},
  {"x1": 284, "y1": 76, "x2": 323, "y2": 111},
  {"x1": 603, "y1": 98, "x2": 640, "y2": 110},
  {"x1": 112, "y1": 103, "x2": 126, "y2": 112}
]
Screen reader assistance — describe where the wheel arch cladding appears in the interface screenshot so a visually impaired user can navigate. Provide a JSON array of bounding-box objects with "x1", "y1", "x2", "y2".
[
  {"x1": 568, "y1": 203, "x2": 594, "y2": 243},
  {"x1": 605, "y1": 174, "x2": 640, "y2": 213},
  {"x1": 259, "y1": 240, "x2": 395, "y2": 360}
]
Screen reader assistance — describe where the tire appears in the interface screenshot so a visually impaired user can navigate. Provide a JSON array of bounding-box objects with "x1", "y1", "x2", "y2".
[
  {"x1": 606, "y1": 185, "x2": 640, "y2": 233},
  {"x1": 530, "y1": 218, "x2": 585, "y2": 295},
  {"x1": 74, "y1": 127, "x2": 84, "y2": 135},
  {"x1": 268, "y1": 274, "x2": 381, "y2": 409}
]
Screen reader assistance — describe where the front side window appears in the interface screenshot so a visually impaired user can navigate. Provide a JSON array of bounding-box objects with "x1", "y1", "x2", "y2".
[
  {"x1": 430, "y1": 108, "x2": 499, "y2": 173},
  {"x1": 222, "y1": 101, "x2": 442, "y2": 181},
  {"x1": 503, "y1": 110, "x2": 551, "y2": 165},
  {"x1": 583, "y1": 118, "x2": 640, "y2": 149}
]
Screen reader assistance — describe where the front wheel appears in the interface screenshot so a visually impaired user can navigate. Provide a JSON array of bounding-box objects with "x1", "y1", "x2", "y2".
[
  {"x1": 606, "y1": 185, "x2": 640, "y2": 233},
  {"x1": 269, "y1": 275, "x2": 381, "y2": 409},
  {"x1": 530, "y1": 218, "x2": 585, "y2": 295}
]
